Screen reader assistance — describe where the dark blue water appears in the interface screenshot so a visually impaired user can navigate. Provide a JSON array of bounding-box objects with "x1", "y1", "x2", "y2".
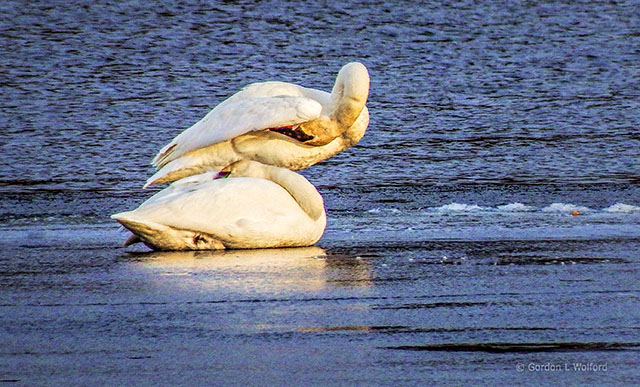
[{"x1": 1, "y1": 1, "x2": 639, "y2": 385}]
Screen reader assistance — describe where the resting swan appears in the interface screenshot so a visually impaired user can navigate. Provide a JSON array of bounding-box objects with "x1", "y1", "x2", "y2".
[
  {"x1": 112, "y1": 161, "x2": 326, "y2": 250},
  {"x1": 144, "y1": 62, "x2": 370, "y2": 188}
]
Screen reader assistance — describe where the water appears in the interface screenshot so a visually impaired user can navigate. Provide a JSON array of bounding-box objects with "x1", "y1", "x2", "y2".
[{"x1": 1, "y1": 0, "x2": 639, "y2": 385}]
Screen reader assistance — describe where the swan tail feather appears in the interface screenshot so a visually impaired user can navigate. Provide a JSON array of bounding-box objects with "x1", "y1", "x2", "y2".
[
  {"x1": 144, "y1": 158, "x2": 224, "y2": 188},
  {"x1": 151, "y1": 143, "x2": 177, "y2": 168},
  {"x1": 111, "y1": 212, "x2": 173, "y2": 250},
  {"x1": 111, "y1": 212, "x2": 226, "y2": 250}
]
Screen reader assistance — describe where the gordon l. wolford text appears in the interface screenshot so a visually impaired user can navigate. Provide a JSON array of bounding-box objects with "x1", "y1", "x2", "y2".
[{"x1": 520, "y1": 362, "x2": 608, "y2": 372}]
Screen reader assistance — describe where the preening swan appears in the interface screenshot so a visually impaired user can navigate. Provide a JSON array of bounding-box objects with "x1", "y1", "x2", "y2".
[
  {"x1": 112, "y1": 161, "x2": 326, "y2": 250},
  {"x1": 144, "y1": 62, "x2": 370, "y2": 188}
]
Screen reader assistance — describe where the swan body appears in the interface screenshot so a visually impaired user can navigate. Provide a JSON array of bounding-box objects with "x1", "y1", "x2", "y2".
[
  {"x1": 112, "y1": 161, "x2": 326, "y2": 250},
  {"x1": 145, "y1": 62, "x2": 370, "y2": 188}
]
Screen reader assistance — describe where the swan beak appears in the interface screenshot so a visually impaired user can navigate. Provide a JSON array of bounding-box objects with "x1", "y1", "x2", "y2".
[{"x1": 214, "y1": 170, "x2": 231, "y2": 179}]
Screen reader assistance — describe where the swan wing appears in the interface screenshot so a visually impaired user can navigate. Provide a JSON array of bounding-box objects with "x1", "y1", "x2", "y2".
[
  {"x1": 139, "y1": 171, "x2": 219, "y2": 208},
  {"x1": 227, "y1": 81, "x2": 331, "y2": 107},
  {"x1": 152, "y1": 95, "x2": 323, "y2": 168}
]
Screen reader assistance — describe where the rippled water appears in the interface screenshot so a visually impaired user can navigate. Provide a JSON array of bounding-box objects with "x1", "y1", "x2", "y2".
[{"x1": 1, "y1": 1, "x2": 639, "y2": 385}]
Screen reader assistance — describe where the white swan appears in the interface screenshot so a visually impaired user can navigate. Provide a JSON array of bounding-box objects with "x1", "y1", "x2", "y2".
[
  {"x1": 112, "y1": 161, "x2": 326, "y2": 250},
  {"x1": 144, "y1": 62, "x2": 370, "y2": 188}
]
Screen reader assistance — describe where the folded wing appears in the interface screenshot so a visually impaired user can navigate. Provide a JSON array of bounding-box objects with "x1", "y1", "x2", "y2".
[{"x1": 152, "y1": 95, "x2": 323, "y2": 168}]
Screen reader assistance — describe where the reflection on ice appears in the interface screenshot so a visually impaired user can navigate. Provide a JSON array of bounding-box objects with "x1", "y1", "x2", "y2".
[{"x1": 126, "y1": 247, "x2": 373, "y2": 294}]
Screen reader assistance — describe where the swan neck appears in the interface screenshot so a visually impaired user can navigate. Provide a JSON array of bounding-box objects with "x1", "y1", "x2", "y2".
[
  {"x1": 342, "y1": 106, "x2": 369, "y2": 145},
  {"x1": 328, "y1": 82, "x2": 367, "y2": 128},
  {"x1": 327, "y1": 73, "x2": 368, "y2": 129},
  {"x1": 266, "y1": 167, "x2": 324, "y2": 221}
]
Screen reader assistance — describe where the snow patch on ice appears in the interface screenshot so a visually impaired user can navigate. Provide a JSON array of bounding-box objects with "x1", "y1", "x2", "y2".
[
  {"x1": 497, "y1": 203, "x2": 535, "y2": 212},
  {"x1": 603, "y1": 203, "x2": 640, "y2": 213},
  {"x1": 542, "y1": 203, "x2": 592, "y2": 213},
  {"x1": 434, "y1": 203, "x2": 486, "y2": 212}
]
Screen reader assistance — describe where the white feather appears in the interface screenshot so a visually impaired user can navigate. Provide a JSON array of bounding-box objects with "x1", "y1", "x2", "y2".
[
  {"x1": 146, "y1": 63, "x2": 370, "y2": 187},
  {"x1": 153, "y1": 95, "x2": 322, "y2": 167},
  {"x1": 113, "y1": 162, "x2": 327, "y2": 250}
]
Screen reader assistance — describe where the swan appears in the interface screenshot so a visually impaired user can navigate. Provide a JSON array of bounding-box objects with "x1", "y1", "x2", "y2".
[
  {"x1": 112, "y1": 160, "x2": 326, "y2": 250},
  {"x1": 144, "y1": 62, "x2": 370, "y2": 188}
]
